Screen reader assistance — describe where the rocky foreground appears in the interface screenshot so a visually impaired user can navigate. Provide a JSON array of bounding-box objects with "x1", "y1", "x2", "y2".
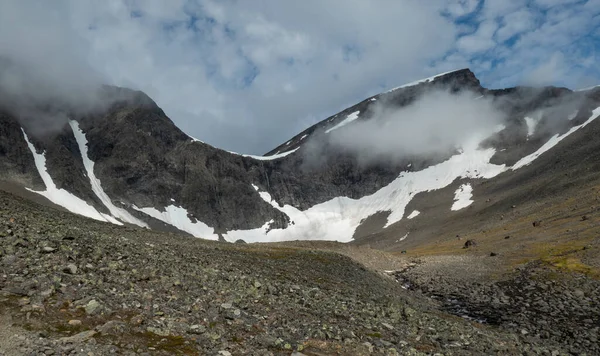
[{"x1": 0, "y1": 189, "x2": 596, "y2": 355}]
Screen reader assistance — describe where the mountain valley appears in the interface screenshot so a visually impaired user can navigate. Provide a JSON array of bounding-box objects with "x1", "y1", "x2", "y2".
[{"x1": 1, "y1": 68, "x2": 600, "y2": 355}]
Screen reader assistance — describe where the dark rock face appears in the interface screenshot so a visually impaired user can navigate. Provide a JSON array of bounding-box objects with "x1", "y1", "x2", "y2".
[{"x1": 0, "y1": 69, "x2": 599, "y2": 238}]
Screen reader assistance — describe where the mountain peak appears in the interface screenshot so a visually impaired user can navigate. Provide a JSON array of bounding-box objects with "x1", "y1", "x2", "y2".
[{"x1": 386, "y1": 68, "x2": 479, "y2": 93}]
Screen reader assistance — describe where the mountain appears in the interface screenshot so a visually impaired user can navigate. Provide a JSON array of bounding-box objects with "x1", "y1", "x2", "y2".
[
  {"x1": 1, "y1": 68, "x2": 600, "y2": 247},
  {"x1": 2, "y1": 67, "x2": 600, "y2": 355}
]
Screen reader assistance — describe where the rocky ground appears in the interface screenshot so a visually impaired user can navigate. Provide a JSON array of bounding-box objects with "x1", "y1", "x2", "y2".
[
  {"x1": 0, "y1": 188, "x2": 596, "y2": 355},
  {"x1": 390, "y1": 257, "x2": 600, "y2": 355}
]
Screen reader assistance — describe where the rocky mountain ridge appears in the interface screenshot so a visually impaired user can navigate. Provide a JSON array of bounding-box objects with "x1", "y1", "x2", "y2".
[{"x1": 1, "y1": 68, "x2": 599, "y2": 246}]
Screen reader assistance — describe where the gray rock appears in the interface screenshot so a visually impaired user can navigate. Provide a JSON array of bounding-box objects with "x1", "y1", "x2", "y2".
[
  {"x1": 62, "y1": 264, "x2": 77, "y2": 275},
  {"x1": 189, "y1": 325, "x2": 206, "y2": 334},
  {"x1": 58, "y1": 330, "x2": 96, "y2": 344},
  {"x1": 85, "y1": 299, "x2": 101, "y2": 315}
]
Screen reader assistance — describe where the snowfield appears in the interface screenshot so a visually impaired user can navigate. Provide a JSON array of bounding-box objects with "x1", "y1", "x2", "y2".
[
  {"x1": 451, "y1": 184, "x2": 474, "y2": 211},
  {"x1": 21, "y1": 129, "x2": 120, "y2": 224},
  {"x1": 132, "y1": 205, "x2": 219, "y2": 241},
  {"x1": 70, "y1": 121, "x2": 149, "y2": 228},
  {"x1": 325, "y1": 111, "x2": 361, "y2": 134},
  {"x1": 229, "y1": 147, "x2": 299, "y2": 160},
  {"x1": 513, "y1": 107, "x2": 600, "y2": 170}
]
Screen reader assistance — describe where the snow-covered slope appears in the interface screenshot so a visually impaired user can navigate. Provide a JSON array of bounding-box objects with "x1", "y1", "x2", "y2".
[
  {"x1": 21, "y1": 129, "x2": 121, "y2": 224},
  {"x1": 513, "y1": 107, "x2": 600, "y2": 170},
  {"x1": 325, "y1": 111, "x2": 360, "y2": 133},
  {"x1": 387, "y1": 69, "x2": 461, "y2": 93},
  {"x1": 70, "y1": 121, "x2": 149, "y2": 228}
]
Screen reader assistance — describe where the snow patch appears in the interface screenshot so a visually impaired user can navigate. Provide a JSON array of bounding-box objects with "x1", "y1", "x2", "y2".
[
  {"x1": 524, "y1": 117, "x2": 539, "y2": 137},
  {"x1": 132, "y1": 205, "x2": 219, "y2": 241},
  {"x1": 325, "y1": 111, "x2": 360, "y2": 134},
  {"x1": 370, "y1": 98, "x2": 377, "y2": 101},
  {"x1": 576, "y1": 85, "x2": 600, "y2": 92},
  {"x1": 21, "y1": 129, "x2": 115, "y2": 224},
  {"x1": 398, "y1": 233, "x2": 409, "y2": 242},
  {"x1": 451, "y1": 184, "x2": 474, "y2": 211},
  {"x1": 300, "y1": 134, "x2": 309, "y2": 141},
  {"x1": 513, "y1": 107, "x2": 600, "y2": 169},
  {"x1": 406, "y1": 210, "x2": 420, "y2": 219},
  {"x1": 70, "y1": 120, "x2": 149, "y2": 228},
  {"x1": 229, "y1": 147, "x2": 299, "y2": 160},
  {"x1": 387, "y1": 69, "x2": 461, "y2": 93}
]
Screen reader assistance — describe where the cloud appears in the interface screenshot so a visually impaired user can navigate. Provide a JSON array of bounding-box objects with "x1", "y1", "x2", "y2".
[
  {"x1": 0, "y1": 0, "x2": 599, "y2": 154},
  {"x1": 323, "y1": 90, "x2": 505, "y2": 164},
  {"x1": 0, "y1": 1, "x2": 102, "y2": 105},
  {"x1": 524, "y1": 53, "x2": 567, "y2": 87}
]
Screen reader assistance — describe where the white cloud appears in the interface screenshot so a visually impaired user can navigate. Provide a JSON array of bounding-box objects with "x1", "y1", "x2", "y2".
[
  {"x1": 445, "y1": 0, "x2": 480, "y2": 17},
  {"x1": 524, "y1": 53, "x2": 567, "y2": 86},
  {"x1": 534, "y1": 0, "x2": 582, "y2": 8},
  {"x1": 457, "y1": 20, "x2": 498, "y2": 53},
  {"x1": 495, "y1": 8, "x2": 537, "y2": 42},
  {"x1": 0, "y1": 0, "x2": 599, "y2": 155}
]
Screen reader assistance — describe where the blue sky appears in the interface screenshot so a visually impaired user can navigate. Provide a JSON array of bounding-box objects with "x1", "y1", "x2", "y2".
[{"x1": 2, "y1": 0, "x2": 600, "y2": 154}]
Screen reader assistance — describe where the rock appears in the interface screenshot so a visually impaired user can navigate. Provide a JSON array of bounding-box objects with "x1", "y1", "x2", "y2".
[
  {"x1": 463, "y1": 240, "x2": 477, "y2": 249},
  {"x1": 58, "y1": 330, "x2": 97, "y2": 344},
  {"x1": 532, "y1": 220, "x2": 542, "y2": 227},
  {"x1": 254, "y1": 281, "x2": 262, "y2": 288},
  {"x1": 68, "y1": 320, "x2": 82, "y2": 326},
  {"x1": 490, "y1": 252, "x2": 498, "y2": 257},
  {"x1": 221, "y1": 302, "x2": 233, "y2": 309},
  {"x1": 189, "y1": 324, "x2": 206, "y2": 334},
  {"x1": 581, "y1": 215, "x2": 589, "y2": 221},
  {"x1": 505, "y1": 235, "x2": 510, "y2": 239},
  {"x1": 218, "y1": 351, "x2": 232, "y2": 356},
  {"x1": 41, "y1": 246, "x2": 56, "y2": 253},
  {"x1": 382, "y1": 322, "x2": 394, "y2": 330},
  {"x1": 96, "y1": 320, "x2": 126, "y2": 335},
  {"x1": 13, "y1": 239, "x2": 28, "y2": 248},
  {"x1": 403, "y1": 307, "x2": 416, "y2": 320},
  {"x1": 146, "y1": 327, "x2": 170, "y2": 337},
  {"x1": 63, "y1": 264, "x2": 77, "y2": 275},
  {"x1": 234, "y1": 239, "x2": 246, "y2": 244},
  {"x1": 85, "y1": 299, "x2": 101, "y2": 315}
]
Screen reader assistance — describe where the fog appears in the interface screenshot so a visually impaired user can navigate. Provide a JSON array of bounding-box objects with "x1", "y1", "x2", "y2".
[
  {"x1": 0, "y1": 1, "x2": 107, "y2": 135},
  {"x1": 321, "y1": 90, "x2": 506, "y2": 164}
]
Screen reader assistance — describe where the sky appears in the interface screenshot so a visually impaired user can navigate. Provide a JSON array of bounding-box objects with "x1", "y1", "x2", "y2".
[{"x1": 1, "y1": 0, "x2": 599, "y2": 155}]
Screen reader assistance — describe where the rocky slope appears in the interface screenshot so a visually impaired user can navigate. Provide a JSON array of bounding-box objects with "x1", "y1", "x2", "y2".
[{"x1": 0, "y1": 189, "x2": 578, "y2": 355}]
